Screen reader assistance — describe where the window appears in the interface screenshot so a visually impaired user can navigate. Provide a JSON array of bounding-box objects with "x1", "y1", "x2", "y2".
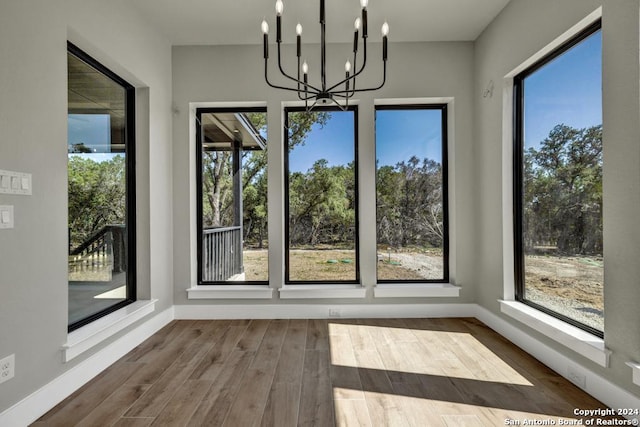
[
  {"x1": 284, "y1": 107, "x2": 359, "y2": 283},
  {"x1": 67, "y1": 42, "x2": 136, "y2": 331},
  {"x1": 514, "y1": 22, "x2": 603, "y2": 336},
  {"x1": 196, "y1": 108, "x2": 269, "y2": 284},
  {"x1": 375, "y1": 105, "x2": 449, "y2": 282}
]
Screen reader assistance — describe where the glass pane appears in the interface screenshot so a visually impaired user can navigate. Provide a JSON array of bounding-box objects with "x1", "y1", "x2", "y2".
[
  {"x1": 67, "y1": 51, "x2": 131, "y2": 326},
  {"x1": 199, "y1": 111, "x2": 268, "y2": 282},
  {"x1": 375, "y1": 108, "x2": 445, "y2": 281},
  {"x1": 521, "y1": 29, "x2": 603, "y2": 332},
  {"x1": 286, "y1": 110, "x2": 357, "y2": 282}
]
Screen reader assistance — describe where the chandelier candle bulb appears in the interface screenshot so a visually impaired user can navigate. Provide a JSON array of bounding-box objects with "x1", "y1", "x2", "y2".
[
  {"x1": 296, "y1": 23, "x2": 302, "y2": 57},
  {"x1": 276, "y1": 16, "x2": 282, "y2": 42},
  {"x1": 382, "y1": 22, "x2": 389, "y2": 60},
  {"x1": 274, "y1": 0, "x2": 283, "y2": 43},
  {"x1": 302, "y1": 60, "x2": 309, "y2": 86},
  {"x1": 362, "y1": 8, "x2": 368, "y2": 38},
  {"x1": 262, "y1": 20, "x2": 269, "y2": 58}
]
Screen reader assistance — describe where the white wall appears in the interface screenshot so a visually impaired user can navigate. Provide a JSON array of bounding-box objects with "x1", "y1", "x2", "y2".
[
  {"x1": 474, "y1": 0, "x2": 640, "y2": 398},
  {"x1": 0, "y1": 0, "x2": 173, "y2": 412},
  {"x1": 3, "y1": 0, "x2": 639, "y2": 417},
  {"x1": 171, "y1": 41, "x2": 477, "y2": 306}
]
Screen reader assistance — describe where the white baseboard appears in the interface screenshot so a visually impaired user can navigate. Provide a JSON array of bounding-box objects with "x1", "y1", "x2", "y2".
[
  {"x1": 0, "y1": 306, "x2": 174, "y2": 427},
  {"x1": 173, "y1": 303, "x2": 476, "y2": 319},
  {"x1": 474, "y1": 305, "x2": 640, "y2": 414}
]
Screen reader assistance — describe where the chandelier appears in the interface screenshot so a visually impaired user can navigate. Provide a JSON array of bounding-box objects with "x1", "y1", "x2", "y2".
[{"x1": 261, "y1": 0, "x2": 388, "y2": 110}]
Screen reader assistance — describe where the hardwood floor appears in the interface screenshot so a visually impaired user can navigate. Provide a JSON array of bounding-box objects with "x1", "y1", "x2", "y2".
[{"x1": 33, "y1": 318, "x2": 620, "y2": 426}]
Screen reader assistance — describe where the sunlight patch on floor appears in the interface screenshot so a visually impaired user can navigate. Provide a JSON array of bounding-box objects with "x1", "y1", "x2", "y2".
[{"x1": 328, "y1": 322, "x2": 533, "y2": 386}]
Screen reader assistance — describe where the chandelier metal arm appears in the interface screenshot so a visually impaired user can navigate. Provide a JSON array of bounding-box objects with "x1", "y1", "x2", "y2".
[
  {"x1": 331, "y1": 59, "x2": 386, "y2": 95},
  {"x1": 276, "y1": 40, "x2": 322, "y2": 94},
  {"x1": 264, "y1": 59, "x2": 317, "y2": 100},
  {"x1": 326, "y1": 39, "x2": 368, "y2": 93}
]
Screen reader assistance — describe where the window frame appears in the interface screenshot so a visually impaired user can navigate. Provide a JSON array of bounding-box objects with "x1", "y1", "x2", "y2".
[
  {"x1": 374, "y1": 104, "x2": 450, "y2": 284},
  {"x1": 195, "y1": 106, "x2": 269, "y2": 286},
  {"x1": 283, "y1": 105, "x2": 360, "y2": 284},
  {"x1": 67, "y1": 42, "x2": 137, "y2": 332},
  {"x1": 512, "y1": 20, "x2": 603, "y2": 338}
]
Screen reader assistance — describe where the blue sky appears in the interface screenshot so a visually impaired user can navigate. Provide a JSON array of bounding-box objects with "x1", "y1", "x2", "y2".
[
  {"x1": 288, "y1": 109, "x2": 443, "y2": 173},
  {"x1": 68, "y1": 114, "x2": 111, "y2": 151},
  {"x1": 524, "y1": 29, "x2": 602, "y2": 149},
  {"x1": 289, "y1": 111, "x2": 355, "y2": 173},
  {"x1": 376, "y1": 109, "x2": 442, "y2": 167},
  {"x1": 68, "y1": 114, "x2": 122, "y2": 162}
]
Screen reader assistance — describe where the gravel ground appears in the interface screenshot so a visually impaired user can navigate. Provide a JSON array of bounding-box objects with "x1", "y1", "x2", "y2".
[
  {"x1": 379, "y1": 252, "x2": 444, "y2": 280},
  {"x1": 525, "y1": 288, "x2": 604, "y2": 332}
]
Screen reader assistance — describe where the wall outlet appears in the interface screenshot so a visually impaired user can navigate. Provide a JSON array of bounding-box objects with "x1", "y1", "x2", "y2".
[
  {"x1": 0, "y1": 354, "x2": 15, "y2": 384},
  {"x1": 567, "y1": 365, "x2": 586, "y2": 389},
  {"x1": 329, "y1": 308, "x2": 341, "y2": 318}
]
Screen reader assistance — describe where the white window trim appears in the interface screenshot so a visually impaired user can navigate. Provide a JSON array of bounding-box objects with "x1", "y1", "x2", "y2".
[
  {"x1": 189, "y1": 101, "x2": 269, "y2": 290},
  {"x1": 500, "y1": 300, "x2": 609, "y2": 367},
  {"x1": 374, "y1": 97, "x2": 457, "y2": 286},
  {"x1": 187, "y1": 285, "x2": 274, "y2": 299},
  {"x1": 278, "y1": 284, "x2": 366, "y2": 299},
  {"x1": 374, "y1": 283, "x2": 460, "y2": 298},
  {"x1": 501, "y1": 8, "x2": 606, "y2": 367},
  {"x1": 626, "y1": 362, "x2": 640, "y2": 387},
  {"x1": 63, "y1": 300, "x2": 156, "y2": 362}
]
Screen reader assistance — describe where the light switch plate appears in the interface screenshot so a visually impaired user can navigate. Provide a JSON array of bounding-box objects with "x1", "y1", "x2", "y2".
[
  {"x1": 0, "y1": 170, "x2": 31, "y2": 195},
  {"x1": 0, "y1": 205, "x2": 14, "y2": 229}
]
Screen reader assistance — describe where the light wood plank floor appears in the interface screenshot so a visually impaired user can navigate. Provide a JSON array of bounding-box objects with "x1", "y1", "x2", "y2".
[{"x1": 33, "y1": 318, "x2": 622, "y2": 426}]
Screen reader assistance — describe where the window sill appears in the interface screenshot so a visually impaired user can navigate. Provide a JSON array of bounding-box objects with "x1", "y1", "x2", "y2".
[
  {"x1": 63, "y1": 300, "x2": 157, "y2": 362},
  {"x1": 374, "y1": 283, "x2": 460, "y2": 298},
  {"x1": 499, "y1": 300, "x2": 610, "y2": 367},
  {"x1": 187, "y1": 285, "x2": 274, "y2": 299},
  {"x1": 626, "y1": 362, "x2": 640, "y2": 387},
  {"x1": 278, "y1": 284, "x2": 367, "y2": 299}
]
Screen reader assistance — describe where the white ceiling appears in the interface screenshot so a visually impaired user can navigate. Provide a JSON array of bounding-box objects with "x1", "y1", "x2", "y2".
[{"x1": 130, "y1": 0, "x2": 511, "y2": 45}]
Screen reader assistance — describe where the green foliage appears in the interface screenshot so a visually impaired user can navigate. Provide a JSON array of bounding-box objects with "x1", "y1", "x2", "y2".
[
  {"x1": 376, "y1": 156, "x2": 444, "y2": 249},
  {"x1": 523, "y1": 124, "x2": 603, "y2": 255},
  {"x1": 289, "y1": 159, "x2": 356, "y2": 246},
  {"x1": 68, "y1": 155, "x2": 126, "y2": 250}
]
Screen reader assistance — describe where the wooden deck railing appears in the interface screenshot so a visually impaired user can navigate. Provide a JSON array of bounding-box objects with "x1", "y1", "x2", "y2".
[
  {"x1": 202, "y1": 226, "x2": 243, "y2": 281},
  {"x1": 69, "y1": 225, "x2": 126, "y2": 275}
]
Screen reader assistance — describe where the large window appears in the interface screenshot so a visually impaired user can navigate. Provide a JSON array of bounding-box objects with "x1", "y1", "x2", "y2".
[
  {"x1": 67, "y1": 43, "x2": 136, "y2": 330},
  {"x1": 196, "y1": 108, "x2": 269, "y2": 284},
  {"x1": 514, "y1": 22, "x2": 603, "y2": 335},
  {"x1": 375, "y1": 105, "x2": 448, "y2": 282},
  {"x1": 284, "y1": 107, "x2": 359, "y2": 283}
]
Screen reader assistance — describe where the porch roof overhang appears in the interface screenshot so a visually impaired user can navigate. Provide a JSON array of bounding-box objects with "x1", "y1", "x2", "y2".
[{"x1": 201, "y1": 112, "x2": 265, "y2": 151}]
